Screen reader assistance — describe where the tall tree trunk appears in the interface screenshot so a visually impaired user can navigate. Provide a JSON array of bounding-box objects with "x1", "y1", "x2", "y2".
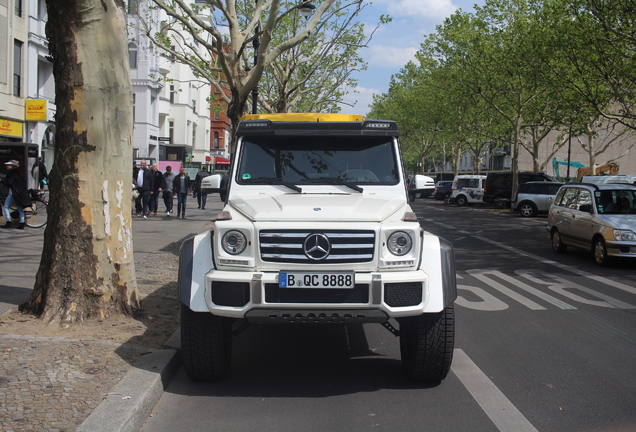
[{"x1": 22, "y1": 0, "x2": 138, "y2": 324}]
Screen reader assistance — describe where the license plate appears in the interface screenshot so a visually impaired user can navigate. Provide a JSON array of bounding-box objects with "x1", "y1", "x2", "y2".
[{"x1": 279, "y1": 271, "x2": 354, "y2": 289}]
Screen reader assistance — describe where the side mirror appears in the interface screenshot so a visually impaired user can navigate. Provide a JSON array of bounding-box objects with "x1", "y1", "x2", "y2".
[{"x1": 578, "y1": 204, "x2": 593, "y2": 213}]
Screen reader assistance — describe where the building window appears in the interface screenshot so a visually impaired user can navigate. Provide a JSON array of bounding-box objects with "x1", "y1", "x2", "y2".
[
  {"x1": 214, "y1": 132, "x2": 219, "y2": 149},
  {"x1": 127, "y1": 0, "x2": 138, "y2": 15},
  {"x1": 169, "y1": 121, "x2": 174, "y2": 144},
  {"x1": 192, "y1": 99, "x2": 197, "y2": 114},
  {"x1": 129, "y1": 43, "x2": 138, "y2": 69},
  {"x1": 192, "y1": 124, "x2": 196, "y2": 148},
  {"x1": 169, "y1": 84, "x2": 175, "y2": 103},
  {"x1": 13, "y1": 40, "x2": 23, "y2": 97},
  {"x1": 37, "y1": 0, "x2": 46, "y2": 19},
  {"x1": 15, "y1": 0, "x2": 23, "y2": 16}
]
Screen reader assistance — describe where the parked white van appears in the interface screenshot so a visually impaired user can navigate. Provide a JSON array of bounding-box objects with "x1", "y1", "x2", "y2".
[
  {"x1": 408, "y1": 175, "x2": 435, "y2": 201},
  {"x1": 581, "y1": 175, "x2": 636, "y2": 186},
  {"x1": 450, "y1": 175, "x2": 487, "y2": 206}
]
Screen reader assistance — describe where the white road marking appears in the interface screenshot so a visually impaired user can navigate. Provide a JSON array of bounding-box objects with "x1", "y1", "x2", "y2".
[
  {"x1": 474, "y1": 235, "x2": 636, "y2": 297},
  {"x1": 452, "y1": 349, "x2": 540, "y2": 432},
  {"x1": 468, "y1": 270, "x2": 547, "y2": 310},
  {"x1": 456, "y1": 284, "x2": 509, "y2": 311}
]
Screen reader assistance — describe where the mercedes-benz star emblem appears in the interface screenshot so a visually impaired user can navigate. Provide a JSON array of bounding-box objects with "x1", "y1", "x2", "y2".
[{"x1": 304, "y1": 233, "x2": 330, "y2": 260}]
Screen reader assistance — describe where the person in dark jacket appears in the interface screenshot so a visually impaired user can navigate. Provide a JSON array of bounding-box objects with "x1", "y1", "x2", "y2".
[
  {"x1": 161, "y1": 166, "x2": 177, "y2": 216},
  {"x1": 31, "y1": 156, "x2": 49, "y2": 189},
  {"x1": 173, "y1": 166, "x2": 192, "y2": 219},
  {"x1": 134, "y1": 160, "x2": 154, "y2": 218},
  {"x1": 149, "y1": 163, "x2": 164, "y2": 216},
  {"x1": 31, "y1": 157, "x2": 48, "y2": 189},
  {"x1": 2, "y1": 160, "x2": 30, "y2": 229},
  {"x1": 193, "y1": 166, "x2": 211, "y2": 209}
]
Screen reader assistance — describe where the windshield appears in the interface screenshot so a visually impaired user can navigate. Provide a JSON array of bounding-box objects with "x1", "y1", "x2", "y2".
[
  {"x1": 595, "y1": 190, "x2": 636, "y2": 214},
  {"x1": 236, "y1": 136, "x2": 400, "y2": 186}
]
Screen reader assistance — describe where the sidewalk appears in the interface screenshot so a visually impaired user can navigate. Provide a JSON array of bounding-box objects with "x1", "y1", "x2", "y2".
[{"x1": 0, "y1": 195, "x2": 223, "y2": 432}]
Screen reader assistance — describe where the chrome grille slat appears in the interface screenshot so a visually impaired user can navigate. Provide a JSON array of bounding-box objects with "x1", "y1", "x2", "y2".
[
  {"x1": 260, "y1": 230, "x2": 375, "y2": 264},
  {"x1": 261, "y1": 254, "x2": 374, "y2": 260}
]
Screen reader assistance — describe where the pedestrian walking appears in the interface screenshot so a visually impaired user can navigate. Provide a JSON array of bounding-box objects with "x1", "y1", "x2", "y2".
[
  {"x1": 31, "y1": 157, "x2": 48, "y2": 190},
  {"x1": 2, "y1": 160, "x2": 30, "y2": 230},
  {"x1": 133, "y1": 161, "x2": 141, "y2": 215},
  {"x1": 161, "y1": 165, "x2": 176, "y2": 216},
  {"x1": 149, "y1": 163, "x2": 163, "y2": 216},
  {"x1": 193, "y1": 166, "x2": 211, "y2": 210},
  {"x1": 134, "y1": 160, "x2": 154, "y2": 219},
  {"x1": 173, "y1": 166, "x2": 191, "y2": 219}
]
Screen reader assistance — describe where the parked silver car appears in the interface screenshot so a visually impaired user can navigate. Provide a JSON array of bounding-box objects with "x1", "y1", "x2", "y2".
[
  {"x1": 547, "y1": 183, "x2": 636, "y2": 266},
  {"x1": 512, "y1": 181, "x2": 563, "y2": 217}
]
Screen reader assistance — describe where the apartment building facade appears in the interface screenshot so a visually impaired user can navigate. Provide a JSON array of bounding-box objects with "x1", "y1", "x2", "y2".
[{"x1": 2, "y1": 0, "x2": 229, "y2": 178}]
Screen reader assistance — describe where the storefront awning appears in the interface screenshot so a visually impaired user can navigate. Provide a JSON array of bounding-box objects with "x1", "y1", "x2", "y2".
[{"x1": 215, "y1": 156, "x2": 230, "y2": 165}]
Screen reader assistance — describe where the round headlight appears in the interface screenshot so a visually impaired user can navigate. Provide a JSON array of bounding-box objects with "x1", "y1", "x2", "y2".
[
  {"x1": 387, "y1": 231, "x2": 412, "y2": 256},
  {"x1": 222, "y1": 230, "x2": 247, "y2": 255}
]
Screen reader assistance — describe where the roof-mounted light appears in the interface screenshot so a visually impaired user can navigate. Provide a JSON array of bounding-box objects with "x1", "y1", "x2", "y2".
[
  {"x1": 243, "y1": 121, "x2": 270, "y2": 128},
  {"x1": 366, "y1": 122, "x2": 392, "y2": 129}
]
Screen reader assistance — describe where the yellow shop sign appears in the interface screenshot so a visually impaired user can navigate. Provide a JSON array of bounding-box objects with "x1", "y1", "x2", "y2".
[
  {"x1": 26, "y1": 100, "x2": 47, "y2": 121},
  {"x1": 0, "y1": 119, "x2": 23, "y2": 138}
]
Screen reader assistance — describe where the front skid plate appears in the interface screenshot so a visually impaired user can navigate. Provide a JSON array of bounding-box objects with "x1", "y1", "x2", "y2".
[{"x1": 244, "y1": 308, "x2": 389, "y2": 324}]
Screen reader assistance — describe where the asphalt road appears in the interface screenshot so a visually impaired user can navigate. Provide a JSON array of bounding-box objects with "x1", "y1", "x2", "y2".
[{"x1": 142, "y1": 198, "x2": 636, "y2": 432}]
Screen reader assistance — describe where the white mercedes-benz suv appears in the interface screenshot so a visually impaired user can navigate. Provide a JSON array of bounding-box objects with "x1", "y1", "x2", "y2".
[{"x1": 178, "y1": 113, "x2": 457, "y2": 383}]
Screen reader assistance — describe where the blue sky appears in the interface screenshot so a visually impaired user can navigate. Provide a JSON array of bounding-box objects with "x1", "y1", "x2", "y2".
[{"x1": 339, "y1": 0, "x2": 485, "y2": 116}]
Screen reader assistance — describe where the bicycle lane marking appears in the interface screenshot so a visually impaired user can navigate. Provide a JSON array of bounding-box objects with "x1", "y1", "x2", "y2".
[
  {"x1": 473, "y1": 235, "x2": 636, "y2": 296},
  {"x1": 451, "y1": 349, "x2": 540, "y2": 432}
]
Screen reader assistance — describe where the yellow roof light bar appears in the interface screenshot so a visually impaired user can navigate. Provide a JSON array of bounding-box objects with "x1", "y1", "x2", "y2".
[{"x1": 240, "y1": 113, "x2": 364, "y2": 122}]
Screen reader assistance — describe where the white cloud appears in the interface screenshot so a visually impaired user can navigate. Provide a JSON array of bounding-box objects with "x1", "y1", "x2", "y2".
[
  {"x1": 375, "y1": 0, "x2": 458, "y2": 19},
  {"x1": 367, "y1": 45, "x2": 418, "y2": 68}
]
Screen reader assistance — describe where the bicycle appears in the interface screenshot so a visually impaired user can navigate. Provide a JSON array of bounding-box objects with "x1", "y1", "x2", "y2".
[{"x1": 0, "y1": 182, "x2": 49, "y2": 228}]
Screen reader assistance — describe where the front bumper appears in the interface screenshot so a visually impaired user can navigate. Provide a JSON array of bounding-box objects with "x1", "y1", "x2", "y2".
[
  {"x1": 605, "y1": 240, "x2": 636, "y2": 258},
  {"x1": 203, "y1": 269, "x2": 431, "y2": 322},
  {"x1": 179, "y1": 230, "x2": 457, "y2": 322}
]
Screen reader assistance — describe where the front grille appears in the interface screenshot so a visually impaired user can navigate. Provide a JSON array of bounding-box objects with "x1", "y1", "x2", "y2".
[
  {"x1": 260, "y1": 230, "x2": 375, "y2": 264},
  {"x1": 384, "y1": 282, "x2": 423, "y2": 307},
  {"x1": 264, "y1": 283, "x2": 369, "y2": 304}
]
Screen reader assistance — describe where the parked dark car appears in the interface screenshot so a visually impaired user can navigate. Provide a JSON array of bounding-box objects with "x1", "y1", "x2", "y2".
[
  {"x1": 484, "y1": 172, "x2": 555, "y2": 203},
  {"x1": 433, "y1": 180, "x2": 453, "y2": 202}
]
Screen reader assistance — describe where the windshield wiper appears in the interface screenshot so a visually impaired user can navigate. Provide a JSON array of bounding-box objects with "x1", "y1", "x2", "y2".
[
  {"x1": 304, "y1": 177, "x2": 363, "y2": 193},
  {"x1": 244, "y1": 177, "x2": 302, "y2": 193}
]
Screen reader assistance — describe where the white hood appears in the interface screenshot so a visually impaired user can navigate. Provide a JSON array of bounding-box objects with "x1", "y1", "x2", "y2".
[{"x1": 229, "y1": 193, "x2": 407, "y2": 222}]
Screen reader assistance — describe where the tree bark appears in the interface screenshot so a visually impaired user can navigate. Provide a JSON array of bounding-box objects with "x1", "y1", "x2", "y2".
[{"x1": 22, "y1": 0, "x2": 138, "y2": 324}]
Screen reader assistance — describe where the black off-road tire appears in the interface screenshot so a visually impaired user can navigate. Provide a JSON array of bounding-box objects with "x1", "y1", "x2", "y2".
[
  {"x1": 456, "y1": 195, "x2": 468, "y2": 206},
  {"x1": 181, "y1": 304, "x2": 233, "y2": 382},
  {"x1": 551, "y1": 229, "x2": 567, "y2": 253},
  {"x1": 399, "y1": 305, "x2": 455, "y2": 383},
  {"x1": 443, "y1": 193, "x2": 452, "y2": 205}
]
